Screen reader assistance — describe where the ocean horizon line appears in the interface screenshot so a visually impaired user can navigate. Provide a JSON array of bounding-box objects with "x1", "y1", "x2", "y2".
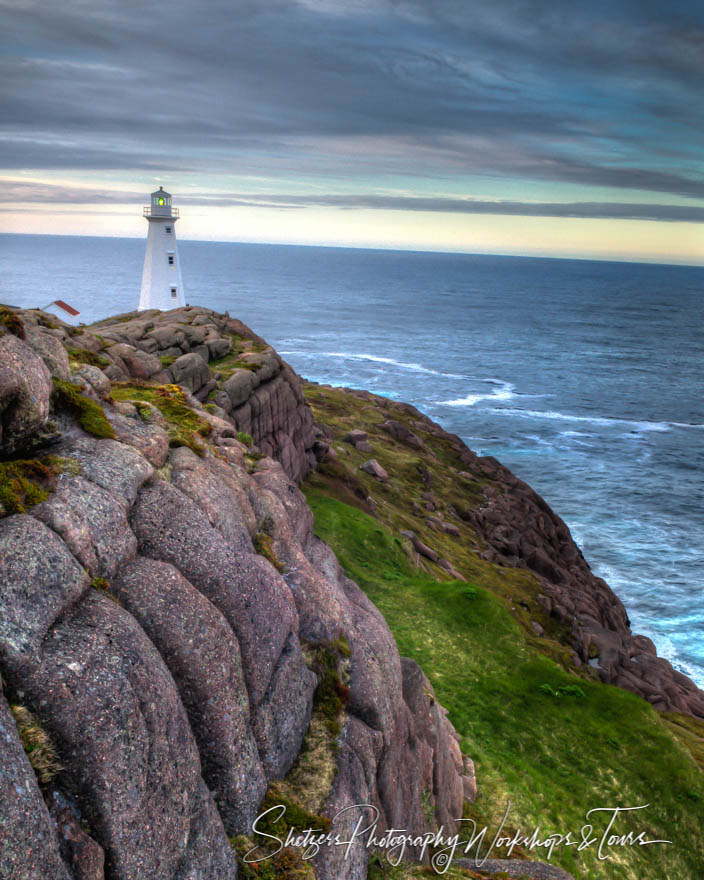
[{"x1": 1, "y1": 231, "x2": 702, "y2": 270}]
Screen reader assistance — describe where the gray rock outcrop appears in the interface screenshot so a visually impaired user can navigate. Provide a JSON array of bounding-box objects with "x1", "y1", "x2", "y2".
[{"x1": 0, "y1": 305, "x2": 471, "y2": 880}]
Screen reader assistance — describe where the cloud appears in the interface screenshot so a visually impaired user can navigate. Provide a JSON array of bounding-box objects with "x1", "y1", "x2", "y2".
[
  {"x1": 1, "y1": 0, "x2": 703, "y2": 203},
  {"x1": 2, "y1": 178, "x2": 703, "y2": 222}
]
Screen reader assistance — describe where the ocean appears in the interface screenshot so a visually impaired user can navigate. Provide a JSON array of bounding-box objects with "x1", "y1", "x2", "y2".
[{"x1": 2, "y1": 233, "x2": 703, "y2": 686}]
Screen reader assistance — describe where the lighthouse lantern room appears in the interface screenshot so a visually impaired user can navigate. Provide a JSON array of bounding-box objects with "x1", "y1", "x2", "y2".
[{"x1": 139, "y1": 186, "x2": 185, "y2": 311}]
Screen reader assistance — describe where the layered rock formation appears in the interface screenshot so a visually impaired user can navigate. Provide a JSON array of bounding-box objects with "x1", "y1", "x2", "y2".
[
  {"x1": 85, "y1": 307, "x2": 317, "y2": 481},
  {"x1": 0, "y1": 306, "x2": 470, "y2": 880}
]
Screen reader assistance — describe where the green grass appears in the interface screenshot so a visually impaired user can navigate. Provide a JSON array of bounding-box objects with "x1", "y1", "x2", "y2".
[
  {"x1": 67, "y1": 347, "x2": 109, "y2": 368},
  {"x1": 302, "y1": 382, "x2": 576, "y2": 665},
  {"x1": 209, "y1": 339, "x2": 268, "y2": 379},
  {"x1": 304, "y1": 490, "x2": 704, "y2": 880},
  {"x1": 111, "y1": 382, "x2": 212, "y2": 455}
]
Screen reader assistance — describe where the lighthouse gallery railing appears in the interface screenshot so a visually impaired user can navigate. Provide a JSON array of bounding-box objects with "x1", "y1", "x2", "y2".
[{"x1": 143, "y1": 206, "x2": 179, "y2": 218}]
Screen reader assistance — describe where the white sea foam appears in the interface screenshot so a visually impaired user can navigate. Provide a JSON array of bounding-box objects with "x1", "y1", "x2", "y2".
[
  {"x1": 308, "y1": 351, "x2": 467, "y2": 379},
  {"x1": 440, "y1": 380, "x2": 516, "y2": 407},
  {"x1": 486, "y1": 408, "x2": 694, "y2": 433},
  {"x1": 558, "y1": 430, "x2": 594, "y2": 448},
  {"x1": 632, "y1": 629, "x2": 704, "y2": 688}
]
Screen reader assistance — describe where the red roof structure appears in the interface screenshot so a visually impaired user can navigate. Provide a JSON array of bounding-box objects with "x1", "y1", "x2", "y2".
[{"x1": 52, "y1": 299, "x2": 80, "y2": 316}]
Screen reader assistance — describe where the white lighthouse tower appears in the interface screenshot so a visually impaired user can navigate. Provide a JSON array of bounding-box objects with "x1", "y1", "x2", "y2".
[{"x1": 139, "y1": 186, "x2": 185, "y2": 311}]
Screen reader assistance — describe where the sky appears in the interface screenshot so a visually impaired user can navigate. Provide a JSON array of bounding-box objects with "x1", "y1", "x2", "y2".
[{"x1": 1, "y1": 0, "x2": 703, "y2": 263}]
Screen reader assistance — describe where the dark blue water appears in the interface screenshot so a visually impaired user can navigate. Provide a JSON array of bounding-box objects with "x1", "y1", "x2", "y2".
[{"x1": 2, "y1": 233, "x2": 703, "y2": 685}]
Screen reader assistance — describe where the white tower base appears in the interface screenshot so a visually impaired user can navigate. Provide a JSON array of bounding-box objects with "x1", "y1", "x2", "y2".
[{"x1": 139, "y1": 189, "x2": 185, "y2": 311}]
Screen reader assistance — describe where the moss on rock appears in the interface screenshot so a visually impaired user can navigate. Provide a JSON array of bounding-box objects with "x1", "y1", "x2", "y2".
[
  {"x1": 253, "y1": 531, "x2": 286, "y2": 573},
  {"x1": 0, "y1": 457, "x2": 74, "y2": 516},
  {"x1": 52, "y1": 379, "x2": 115, "y2": 439},
  {"x1": 0, "y1": 306, "x2": 26, "y2": 339},
  {"x1": 67, "y1": 347, "x2": 109, "y2": 369}
]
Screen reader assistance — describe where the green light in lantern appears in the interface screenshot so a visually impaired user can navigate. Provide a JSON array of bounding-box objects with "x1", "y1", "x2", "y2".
[{"x1": 158, "y1": 197, "x2": 164, "y2": 205}]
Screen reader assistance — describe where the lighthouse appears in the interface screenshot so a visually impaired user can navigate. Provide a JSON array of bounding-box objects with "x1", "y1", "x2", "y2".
[{"x1": 139, "y1": 186, "x2": 185, "y2": 311}]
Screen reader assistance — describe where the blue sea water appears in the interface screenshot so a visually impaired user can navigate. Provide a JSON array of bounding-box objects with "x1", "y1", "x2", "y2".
[{"x1": 2, "y1": 233, "x2": 703, "y2": 686}]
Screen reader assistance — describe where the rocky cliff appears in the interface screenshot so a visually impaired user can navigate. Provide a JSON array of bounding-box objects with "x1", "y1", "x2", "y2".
[
  {"x1": 306, "y1": 385, "x2": 704, "y2": 722},
  {"x1": 1, "y1": 303, "x2": 700, "y2": 880},
  {"x1": 0, "y1": 306, "x2": 471, "y2": 880}
]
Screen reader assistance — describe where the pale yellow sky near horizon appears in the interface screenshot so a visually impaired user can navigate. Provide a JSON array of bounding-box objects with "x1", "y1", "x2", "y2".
[{"x1": 2, "y1": 202, "x2": 703, "y2": 266}]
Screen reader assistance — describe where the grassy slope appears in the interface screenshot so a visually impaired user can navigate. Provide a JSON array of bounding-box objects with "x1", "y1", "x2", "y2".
[{"x1": 302, "y1": 383, "x2": 704, "y2": 880}]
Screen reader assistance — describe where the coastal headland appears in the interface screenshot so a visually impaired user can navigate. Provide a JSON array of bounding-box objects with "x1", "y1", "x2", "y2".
[{"x1": 0, "y1": 304, "x2": 702, "y2": 880}]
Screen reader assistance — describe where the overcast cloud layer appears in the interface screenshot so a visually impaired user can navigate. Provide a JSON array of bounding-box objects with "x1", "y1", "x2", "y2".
[{"x1": 2, "y1": 0, "x2": 704, "y2": 224}]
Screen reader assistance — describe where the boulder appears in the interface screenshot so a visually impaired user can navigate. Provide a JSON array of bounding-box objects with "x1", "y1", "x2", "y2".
[
  {"x1": 343, "y1": 429, "x2": 372, "y2": 452},
  {"x1": 409, "y1": 534, "x2": 438, "y2": 562},
  {"x1": 193, "y1": 343, "x2": 211, "y2": 363},
  {"x1": 72, "y1": 364, "x2": 111, "y2": 399},
  {"x1": 108, "y1": 343, "x2": 162, "y2": 380},
  {"x1": 223, "y1": 369, "x2": 257, "y2": 409},
  {"x1": 169, "y1": 446, "x2": 256, "y2": 552},
  {"x1": 167, "y1": 352, "x2": 212, "y2": 393},
  {"x1": 33, "y1": 474, "x2": 138, "y2": 579},
  {"x1": 379, "y1": 419, "x2": 424, "y2": 448},
  {"x1": 400, "y1": 658, "x2": 464, "y2": 831},
  {"x1": 105, "y1": 407, "x2": 170, "y2": 467},
  {"x1": 133, "y1": 336, "x2": 159, "y2": 353},
  {"x1": 102, "y1": 361, "x2": 128, "y2": 382},
  {"x1": 181, "y1": 324, "x2": 207, "y2": 347},
  {"x1": 0, "y1": 515, "x2": 89, "y2": 672},
  {"x1": 52, "y1": 436, "x2": 153, "y2": 509},
  {"x1": 0, "y1": 332, "x2": 53, "y2": 455},
  {"x1": 360, "y1": 459, "x2": 389, "y2": 482},
  {"x1": 26, "y1": 328, "x2": 72, "y2": 381},
  {"x1": 230, "y1": 366, "x2": 317, "y2": 482},
  {"x1": 158, "y1": 345, "x2": 185, "y2": 359},
  {"x1": 249, "y1": 632, "x2": 317, "y2": 779},
  {"x1": 145, "y1": 325, "x2": 187, "y2": 350},
  {"x1": 206, "y1": 337, "x2": 231, "y2": 360}
]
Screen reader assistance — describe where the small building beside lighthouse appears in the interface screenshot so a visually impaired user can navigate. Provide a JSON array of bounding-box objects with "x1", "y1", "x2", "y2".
[{"x1": 139, "y1": 186, "x2": 185, "y2": 311}]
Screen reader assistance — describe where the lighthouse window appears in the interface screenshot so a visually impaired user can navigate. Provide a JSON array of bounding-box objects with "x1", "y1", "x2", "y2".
[
  {"x1": 168, "y1": 254, "x2": 174, "y2": 265},
  {"x1": 171, "y1": 288, "x2": 177, "y2": 298},
  {"x1": 165, "y1": 226, "x2": 172, "y2": 234}
]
